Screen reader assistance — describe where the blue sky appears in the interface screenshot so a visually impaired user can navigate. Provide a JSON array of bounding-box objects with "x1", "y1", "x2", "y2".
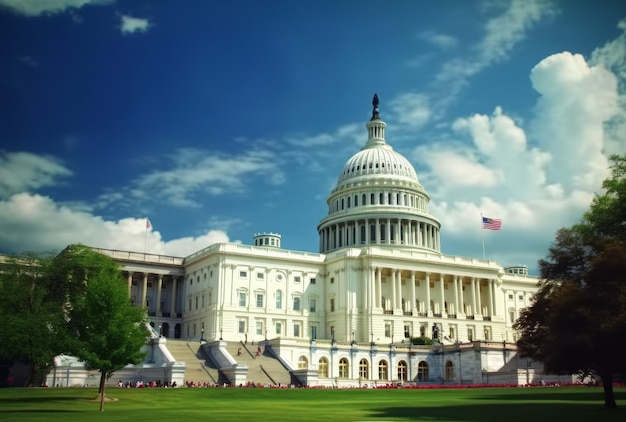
[{"x1": 1, "y1": 0, "x2": 625, "y2": 274}]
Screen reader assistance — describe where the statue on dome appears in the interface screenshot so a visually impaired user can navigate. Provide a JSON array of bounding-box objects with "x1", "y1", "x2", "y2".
[{"x1": 371, "y1": 93, "x2": 380, "y2": 120}]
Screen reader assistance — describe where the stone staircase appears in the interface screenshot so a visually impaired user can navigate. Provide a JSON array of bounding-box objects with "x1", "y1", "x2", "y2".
[
  {"x1": 226, "y1": 341, "x2": 294, "y2": 386},
  {"x1": 165, "y1": 339, "x2": 222, "y2": 384}
]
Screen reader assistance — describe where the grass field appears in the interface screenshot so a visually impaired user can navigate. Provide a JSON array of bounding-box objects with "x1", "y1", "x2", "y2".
[{"x1": 0, "y1": 386, "x2": 625, "y2": 421}]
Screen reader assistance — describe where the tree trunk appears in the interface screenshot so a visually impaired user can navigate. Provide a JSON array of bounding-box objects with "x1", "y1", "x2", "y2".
[
  {"x1": 98, "y1": 371, "x2": 106, "y2": 412},
  {"x1": 600, "y1": 373, "x2": 616, "y2": 409}
]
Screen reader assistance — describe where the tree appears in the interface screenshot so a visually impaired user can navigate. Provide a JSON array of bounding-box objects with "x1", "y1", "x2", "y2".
[
  {"x1": 514, "y1": 154, "x2": 626, "y2": 409},
  {"x1": 0, "y1": 252, "x2": 78, "y2": 385},
  {"x1": 63, "y1": 245, "x2": 148, "y2": 411}
]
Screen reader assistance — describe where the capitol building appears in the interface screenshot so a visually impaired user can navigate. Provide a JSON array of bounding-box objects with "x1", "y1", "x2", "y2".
[{"x1": 49, "y1": 96, "x2": 569, "y2": 388}]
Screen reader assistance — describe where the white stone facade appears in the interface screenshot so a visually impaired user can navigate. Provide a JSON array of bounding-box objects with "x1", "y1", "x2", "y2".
[{"x1": 50, "y1": 97, "x2": 551, "y2": 386}]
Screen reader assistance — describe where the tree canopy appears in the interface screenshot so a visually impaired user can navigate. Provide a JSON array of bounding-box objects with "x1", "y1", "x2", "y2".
[
  {"x1": 0, "y1": 244, "x2": 149, "y2": 407},
  {"x1": 514, "y1": 154, "x2": 626, "y2": 409}
]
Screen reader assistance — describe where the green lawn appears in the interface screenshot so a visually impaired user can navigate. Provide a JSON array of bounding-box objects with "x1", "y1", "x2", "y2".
[{"x1": 0, "y1": 386, "x2": 625, "y2": 421}]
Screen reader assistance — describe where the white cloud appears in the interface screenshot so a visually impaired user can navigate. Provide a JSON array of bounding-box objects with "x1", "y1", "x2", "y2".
[
  {"x1": 419, "y1": 31, "x2": 457, "y2": 50},
  {"x1": 99, "y1": 148, "x2": 285, "y2": 208},
  {"x1": 0, "y1": 0, "x2": 113, "y2": 16},
  {"x1": 389, "y1": 92, "x2": 431, "y2": 129},
  {"x1": 417, "y1": 48, "x2": 623, "y2": 270},
  {"x1": 120, "y1": 14, "x2": 150, "y2": 35},
  {"x1": 0, "y1": 193, "x2": 229, "y2": 256},
  {"x1": 435, "y1": 0, "x2": 554, "y2": 103},
  {"x1": 0, "y1": 151, "x2": 72, "y2": 198}
]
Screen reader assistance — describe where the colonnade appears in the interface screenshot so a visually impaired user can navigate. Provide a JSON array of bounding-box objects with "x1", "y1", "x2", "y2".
[
  {"x1": 125, "y1": 271, "x2": 182, "y2": 318},
  {"x1": 319, "y1": 217, "x2": 440, "y2": 253},
  {"x1": 365, "y1": 268, "x2": 497, "y2": 319}
]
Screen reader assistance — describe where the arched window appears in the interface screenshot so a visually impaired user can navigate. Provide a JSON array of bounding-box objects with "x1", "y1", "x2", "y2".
[
  {"x1": 318, "y1": 357, "x2": 329, "y2": 378},
  {"x1": 397, "y1": 360, "x2": 407, "y2": 381},
  {"x1": 339, "y1": 358, "x2": 349, "y2": 379},
  {"x1": 417, "y1": 361, "x2": 429, "y2": 382},
  {"x1": 378, "y1": 360, "x2": 388, "y2": 380},
  {"x1": 362, "y1": 194, "x2": 366, "y2": 205},
  {"x1": 298, "y1": 356, "x2": 308, "y2": 369},
  {"x1": 354, "y1": 195, "x2": 358, "y2": 206},
  {"x1": 379, "y1": 193, "x2": 384, "y2": 204},
  {"x1": 445, "y1": 360, "x2": 454, "y2": 381},
  {"x1": 359, "y1": 359, "x2": 369, "y2": 380}
]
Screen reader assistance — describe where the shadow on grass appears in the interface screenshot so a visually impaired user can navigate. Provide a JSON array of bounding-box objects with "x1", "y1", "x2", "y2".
[
  {"x1": 371, "y1": 402, "x2": 626, "y2": 422},
  {"x1": 469, "y1": 389, "x2": 626, "y2": 402}
]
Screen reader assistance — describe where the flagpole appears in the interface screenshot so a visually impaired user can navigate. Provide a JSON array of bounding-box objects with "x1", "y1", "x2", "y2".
[
  {"x1": 144, "y1": 218, "x2": 148, "y2": 254},
  {"x1": 481, "y1": 213, "x2": 486, "y2": 260}
]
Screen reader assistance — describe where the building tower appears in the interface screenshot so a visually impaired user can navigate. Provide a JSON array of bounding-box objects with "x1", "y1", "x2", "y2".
[{"x1": 318, "y1": 94, "x2": 441, "y2": 253}]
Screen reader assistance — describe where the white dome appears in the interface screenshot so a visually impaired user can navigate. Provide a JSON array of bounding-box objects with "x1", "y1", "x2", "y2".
[{"x1": 337, "y1": 143, "x2": 419, "y2": 187}]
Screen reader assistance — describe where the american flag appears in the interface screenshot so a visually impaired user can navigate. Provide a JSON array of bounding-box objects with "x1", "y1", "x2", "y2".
[{"x1": 482, "y1": 216, "x2": 502, "y2": 230}]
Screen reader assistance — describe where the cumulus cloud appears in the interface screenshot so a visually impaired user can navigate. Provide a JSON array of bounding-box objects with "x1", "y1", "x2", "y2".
[
  {"x1": 0, "y1": 0, "x2": 113, "y2": 16},
  {"x1": 389, "y1": 93, "x2": 432, "y2": 129},
  {"x1": 0, "y1": 151, "x2": 72, "y2": 198},
  {"x1": 119, "y1": 14, "x2": 150, "y2": 35},
  {"x1": 417, "y1": 50, "x2": 622, "y2": 270},
  {"x1": 0, "y1": 193, "x2": 229, "y2": 256}
]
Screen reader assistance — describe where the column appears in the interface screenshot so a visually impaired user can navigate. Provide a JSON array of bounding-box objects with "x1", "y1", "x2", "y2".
[
  {"x1": 126, "y1": 271, "x2": 133, "y2": 297},
  {"x1": 458, "y1": 277, "x2": 465, "y2": 315},
  {"x1": 476, "y1": 279, "x2": 482, "y2": 315},
  {"x1": 376, "y1": 267, "x2": 382, "y2": 308},
  {"x1": 391, "y1": 270, "x2": 397, "y2": 310},
  {"x1": 439, "y1": 275, "x2": 445, "y2": 315},
  {"x1": 453, "y1": 276, "x2": 459, "y2": 315},
  {"x1": 385, "y1": 218, "x2": 391, "y2": 244},
  {"x1": 488, "y1": 279, "x2": 494, "y2": 317},
  {"x1": 141, "y1": 272, "x2": 148, "y2": 309},
  {"x1": 375, "y1": 218, "x2": 380, "y2": 244},
  {"x1": 156, "y1": 274, "x2": 163, "y2": 316},
  {"x1": 471, "y1": 278, "x2": 477, "y2": 316},
  {"x1": 410, "y1": 271, "x2": 416, "y2": 314},
  {"x1": 396, "y1": 270, "x2": 402, "y2": 311},
  {"x1": 170, "y1": 276, "x2": 178, "y2": 318},
  {"x1": 425, "y1": 273, "x2": 431, "y2": 316},
  {"x1": 356, "y1": 221, "x2": 361, "y2": 245}
]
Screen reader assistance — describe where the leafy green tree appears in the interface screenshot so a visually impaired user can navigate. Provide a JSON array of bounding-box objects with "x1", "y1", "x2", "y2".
[
  {"x1": 514, "y1": 154, "x2": 626, "y2": 409},
  {"x1": 0, "y1": 252, "x2": 76, "y2": 385},
  {"x1": 63, "y1": 245, "x2": 148, "y2": 411}
]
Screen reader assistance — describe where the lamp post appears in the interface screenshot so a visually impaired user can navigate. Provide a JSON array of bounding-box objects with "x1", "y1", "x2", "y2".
[
  {"x1": 159, "y1": 324, "x2": 162, "y2": 338},
  {"x1": 200, "y1": 322, "x2": 205, "y2": 343},
  {"x1": 219, "y1": 328, "x2": 223, "y2": 341}
]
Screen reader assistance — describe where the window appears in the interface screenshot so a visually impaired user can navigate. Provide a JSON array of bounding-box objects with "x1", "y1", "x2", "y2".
[
  {"x1": 276, "y1": 290, "x2": 282, "y2": 309},
  {"x1": 311, "y1": 325, "x2": 317, "y2": 340},
  {"x1": 275, "y1": 321, "x2": 282, "y2": 335},
  {"x1": 508, "y1": 294, "x2": 513, "y2": 300},
  {"x1": 195, "y1": 296, "x2": 198, "y2": 310},
  {"x1": 378, "y1": 360, "x2": 388, "y2": 380},
  {"x1": 310, "y1": 278, "x2": 316, "y2": 284},
  {"x1": 240, "y1": 270, "x2": 247, "y2": 278},
  {"x1": 404, "y1": 324, "x2": 410, "y2": 339},
  {"x1": 397, "y1": 360, "x2": 407, "y2": 381},
  {"x1": 257, "y1": 272, "x2": 264, "y2": 280},
  {"x1": 256, "y1": 293, "x2": 264, "y2": 308},
  {"x1": 359, "y1": 359, "x2": 369, "y2": 379},
  {"x1": 318, "y1": 357, "x2": 329, "y2": 378},
  {"x1": 445, "y1": 361, "x2": 454, "y2": 381},
  {"x1": 417, "y1": 361, "x2": 429, "y2": 381},
  {"x1": 293, "y1": 297, "x2": 300, "y2": 311},
  {"x1": 518, "y1": 294, "x2": 524, "y2": 301},
  {"x1": 309, "y1": 298, "x2": 317, "y2": 312},
  {"x1": 256, "y1": 321, "x2": 263, "y2": 336},
  {"x1": 384, "y1": 323, "x2": 391, "y2": 338},
  {"x1": 330, "y1": 298, "x2": 335, "y2": 312},
  {"x1": 238, "y1": 320, "x2": 246, "y2": 334},
  {"x1": 293, "y1": 323, "x2": 301, "y2": 337},
  {"x1": 468, "y1": 327, "x2": 474, "y2": 342},
  {"x1": 484, "y1": 327, "x2": 491, "y2": 341},
  {"x1": 239, "y1": 292, "x2": 247, "y2": 307},
  {"x1": 509, "y1": 308, "x2": 516, "y2": 323},
  {"x1": 298, "y1": 356, "x2": 308, "y2": 369},
  {"x1": 294, "y1": 276, "x2": 301, "y2": 283},
  {"x1": 330, "y1": 277, "x2": 335, "y2": 284},
  {"x1": 339, "y1": 358, "x2": 349, "y2": 378}
]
